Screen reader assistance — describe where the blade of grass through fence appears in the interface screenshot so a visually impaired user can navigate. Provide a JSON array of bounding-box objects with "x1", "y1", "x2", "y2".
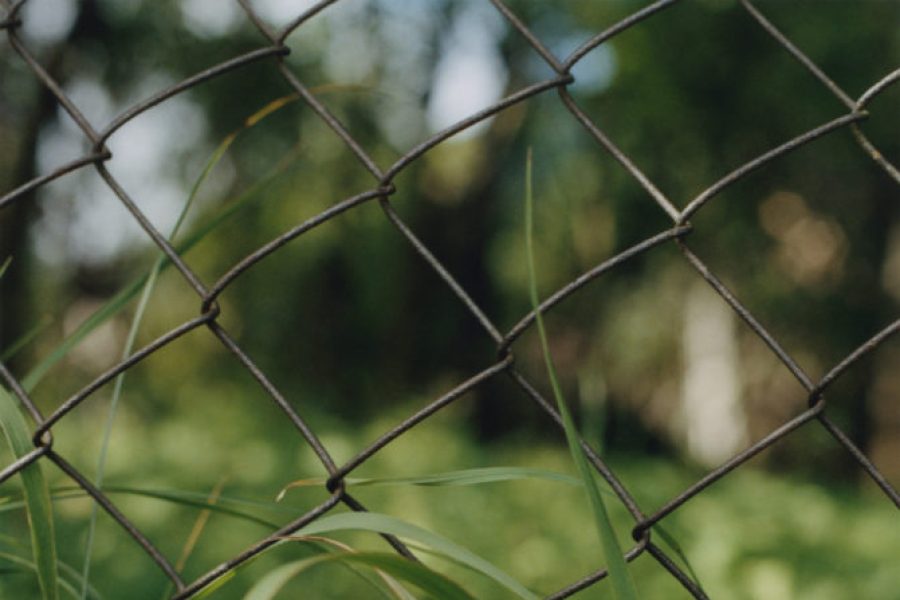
[
  {"x1": 282, "y1": 536, "x2": 417, "y2": 600},
  {"x1": 653, "y1": 525, "x2": 705, "y2": 593},
  {"x1": 21, "y1": 85, "x2": 362, "y2": 391},
  {"x1": 193, "y1": 537, "x2": 410, "y2": 600},
  {"x1": 79, "y1": 95, "x2": 301, "y2": 599},
  {"x1": 194, "y1": 512, "x2": 537, "y2": 600},
  {"x1": 276, "y1": 469, "x2": 703, "y2": 590},
  {"x1": 1, "y1": 315, "x2": 53, "y2": 362},
  {"x1": 243, "y1": 550, "x2": 473, "y2": 600},
  {"x1": 0, "y1": 486, "x2": 286, "y2": 528},
  {"x1": 523, "y1": 148, "x2": 637, "y2": 600},
  {"x1": 277, "y1": 466, "x2": 587, "y2": 501},
  {"x1": 18, "y1": 150, "x2": 295, "y2": 393},
  {"x1": 19, "y1": 97, "x2": 305, "y2": 394},
  {"x1": 0, "y1": 387, "x2": 58, "y2": 600},
  {"x1": 296, "y1": 512, "x2": 538, "y2": 600}
]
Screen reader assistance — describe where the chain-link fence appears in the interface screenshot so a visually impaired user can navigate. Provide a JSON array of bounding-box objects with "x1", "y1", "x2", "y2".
[{"x1": 1, "y1": 0, "x2": 898, "y2": 597}]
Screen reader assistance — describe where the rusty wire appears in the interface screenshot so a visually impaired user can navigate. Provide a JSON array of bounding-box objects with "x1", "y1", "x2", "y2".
[{"x1": 1, "y1": 0, "x2": 898, "y2": 597}]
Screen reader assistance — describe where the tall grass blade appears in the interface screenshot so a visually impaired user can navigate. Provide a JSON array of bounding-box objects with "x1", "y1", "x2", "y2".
[
  {"x1": 0, "y1": 486, "x2": 285, "y2": 528},
  {"x1": 292, "y1": 536, "x2": 416, "y2": 600},
  {"x1": 19, "y1": 127, "x2": 301, "y2": 394},
  {"x1": 1, "y1": 315, "x2": 53, "y2": 362},
  {"x1": 243, "y1": 551, "x2": 475, "y2": 600},
  {"x1": 293, "y1": 512, "x2": 538, "y2": 600},
  {"x1": 654, "y1": 525, "x2": 705, "y2": 593},
  {"x1": 78, "y1": 96, "x2": 304, "y2": 598},
  {"x1": 523, "y1": 148, "x2": 637, "y2": 600},
  {"x1": 0, "y1": 387, "x2": 58, "y2": 600},
  {"x1": 277, "y1": 466, "x2": 592, "y2": 501}
]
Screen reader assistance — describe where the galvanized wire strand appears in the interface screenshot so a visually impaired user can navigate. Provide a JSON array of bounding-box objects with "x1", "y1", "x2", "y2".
[
  {"x1": 562, "y1": 0, "x2": 682, "y2": 71},
  {"x1": 557, "y1": 88, "x2": 681, "y2": 221},
  {"x1": 0, "y1": 151, "x2": 109, "y2": 211},
  {"x1": 814, "y1": 318, "x2": 900, "y2": 397},
  {"x1": 633, "y1": 398, "x2": 826, "y2": 538},
  {"x1": 507, "y1": 369, "x2": 645, "y2": 522},
  {"x1": 643, "y1": 541, "x2": 710, "y2": 600},
  {"x1": 381, "y1": 74, "x2": 574, "y2": 183},
  {"x1": 677, "y1": 111, "x2": 867, "y2": 223},
  {"x1": 0, "y1": 359, "x2": 45, "y2": 427},
  {"x1": 377, "y1": 197, "x2": 505, "y2": 344},
  {"x1": 676, "y1": 242, "x2": 815, "y2": 391},
  {"x1": 32, "y1": 310, "x2": 217, "y2": 442},
  {"x1": 96, "y1": 46, "x2": 291, "y2": 147},
  {"x1": 739, "y1": 0, "x2": 856, "y2": 110},
  {"x1": 500, "y1": 225, "x2": 692, "y2": 354},
  {"x1": 277, "y1": 0, "x2": 340, "y2": 45},
  {"x1": 327, "y1": 356, "x2": 514, "y2": 486},
  {"x1": 545, "y1": 535, "x2": 649, "y2": 600},
  {"x1": 202, "y1": 186, "x2": 392, "y2": 308},
  {"x1": 173, "y1": 492, "x2": 344, "y2": 599},
  {"x1": 0, "y1": 0, "x2": 897, "y2": 597},
  {"x1": 816, "y1": 414, "x2": 900, "y2": 508},
  {"x1": 92, "y1": 164, "x2": 210, "y2": 297},
  {"x1": 487, "y1": 0, "x2": 565, "y2": 75},
  {"x1": 5, "y1": 31, "x2": 102, "y2": 145},
  {"x1": 0, "y1": 445, "x2": 48, "y2": 486},
  {"x1": 47, "y1": 450, "x2": 186, "y2": 590},
  {"x1": 338, "y1": 492, "x2": 420, "y2": 561},
  {"x1": 207, "y1": 321, "x2": 339, "y2": 475}
]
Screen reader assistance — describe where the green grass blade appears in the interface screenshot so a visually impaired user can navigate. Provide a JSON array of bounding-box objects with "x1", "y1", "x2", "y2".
[
  {"x1": 277, "y1": 466, "x2": 595, "y2": 501},
  {"x1": 21, "y1": 94, "x2": 304, "y2": 394},
  {"x1": 0, "y1": 256, "x2": 11, "y2": 280},
  {"x1": 80, "y1": 89, "x2": 260, "y2": 600},
  {"x1": 523, "y1": 148, "x2": 637, "y2": 600},
  {"x1": 194, "y1": 538, "x2": 399, "y2": 600},
  {"x1": 653, "y1": 525, "x2": 705, "y2": 594},
  {"x1": 0, "y1": 387, "x2": 58, "y2": 600},
  {"x1": 0, "y1": 486, "x2": 294, "y2": 528},
  {"x1": 301, "y1": 536, "x2": 416, "y2": 600},
  {"x1": 19, "y1": 144, "x2": 299, "y2": 394},
  {"x1": 243, "y1": 551, "x2": 475, "y2": 600},
  {"x1": 1, "y1": 315, "x2": 53, "y2": 362},
  {"x1": 294, "y1": 512, "x2": 538, "y2": 600}
]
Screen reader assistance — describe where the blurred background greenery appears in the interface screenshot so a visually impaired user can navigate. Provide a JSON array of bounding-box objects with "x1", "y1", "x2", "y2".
[{"x1": 1, "y1": 0, "x2": 898, "y2": 598}]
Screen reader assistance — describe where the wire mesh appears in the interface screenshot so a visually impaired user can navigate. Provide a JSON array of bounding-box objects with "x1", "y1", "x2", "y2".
[{"x1": 1, "y1": 0, "x2": 898, "y2": 597}]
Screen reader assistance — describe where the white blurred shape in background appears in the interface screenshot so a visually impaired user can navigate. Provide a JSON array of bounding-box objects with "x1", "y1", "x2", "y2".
[{"x1": 680, "y1": 281, "x2": 747, "y2": 466}]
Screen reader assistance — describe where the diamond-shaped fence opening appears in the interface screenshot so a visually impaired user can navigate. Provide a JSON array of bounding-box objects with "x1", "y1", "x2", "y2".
[{"x1": 1, "y1": 0, "x2": 898, "y2": 598}]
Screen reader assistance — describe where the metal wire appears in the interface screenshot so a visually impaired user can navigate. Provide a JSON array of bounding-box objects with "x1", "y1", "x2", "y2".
[{"x1": 1, "y1": 0, "x2": 898, "y2": 597}]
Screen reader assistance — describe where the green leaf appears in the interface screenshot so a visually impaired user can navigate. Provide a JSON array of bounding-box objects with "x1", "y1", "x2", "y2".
[
  {"x1": 293, "y1": 512, "x2": 538, "y2": 600},
  {"x1": 277, "y1": 466, "x2": 594, "y2": 502},
  {"x1": 0, "y1": 256, "x2": 10, "y2": 280},
  {"x1": 654, "y1": 525, "x2": 705, "y2": 594},
  {"x1": 523, "y1": 148, "x2": 638, "y2": 600},
  {"x1": 243, "y1": 551, "x2": 475, "y2": 600},
  {"x1": 1, "y1": 315, "x2": 53, "y2": 362},
  {"x1": 0, "y1": 387, "x2": 58, "y2": 600}
]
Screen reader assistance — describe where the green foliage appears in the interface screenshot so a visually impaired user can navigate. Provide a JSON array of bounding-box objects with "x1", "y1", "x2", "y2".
[
  {"x1": 243, "y1": 551, "x2": 474, "y2": 600},
  {"x1": 0, "y1": 388, "x2": 58, "y2": 600}
]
